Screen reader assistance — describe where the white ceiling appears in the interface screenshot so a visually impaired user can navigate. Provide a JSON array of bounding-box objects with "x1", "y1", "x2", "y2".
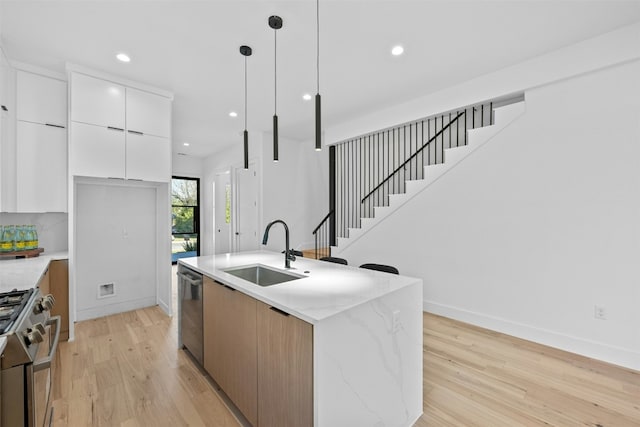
[{"x1": 2, "y1": 1, "x2": 640, "y2": 158}]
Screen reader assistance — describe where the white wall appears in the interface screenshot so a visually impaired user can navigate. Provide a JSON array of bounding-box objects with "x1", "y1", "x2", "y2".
[
  {"x1": 336, "y1": 60, "x2": 640, "y2": 371},
  {"x1": 261, "y1": 134, "x2": 328, "y2": 253},
  {"x1": 326, "y1": 21, "x2": 640, "y2": 146},
  {"x1": 172, "y1": 152, "x2": 203, "y2": 178},
  {"x1": 74, "y1": 180, "x2": 170, "y2": 321},
  {"x1": 201, "y1": 132, "x2": 328, "y2": 257},
  {"x1": 0, "y1": 212, "x2": 68, "y2": 252}
]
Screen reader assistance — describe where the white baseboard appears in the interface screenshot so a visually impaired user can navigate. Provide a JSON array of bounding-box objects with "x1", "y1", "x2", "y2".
[
  {"x1": 157, "y1": 297, "x2": 172, "y2": 316},
  {"x1": 423, "y1": 300, "x2": 640, "y2": 372},
  {"x1": 76, "y1": 296, "x2": 157, "y2": 321}
]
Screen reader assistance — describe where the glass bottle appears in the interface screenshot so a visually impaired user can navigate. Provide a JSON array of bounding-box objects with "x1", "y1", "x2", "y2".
[
  {"x1": 15, "y1": 225, "x2": 26, "y2": 251},
  {"x1": 32, "y1": 225, "x2": 39, "y2": 249},
  {"x1": 23, "y1": 225, "x2": 34, "y2": 250},
  {"x1": 1, "y1": 225, "x2": 16, "y2": 252}
]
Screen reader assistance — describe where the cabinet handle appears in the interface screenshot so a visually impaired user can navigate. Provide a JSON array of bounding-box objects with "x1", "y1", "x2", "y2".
[
  {"x1": 45, "y1": 123, "x2": 66, "y2": 129},
  {"x1": 127, "y1": 130, "x2": 144, "y2": 135},
  {"x1": 269, "y1": 306, "x2": 290, "y2": 317},
  {"x1": 107, "y1": 126, "x2": 125, "y2": 132},
  {"x1": 223, "y1": 285, "x2": 236, "y2": 292},
  {"x1": 1, "y1": 105, "x2": 7, "y2": 111}
]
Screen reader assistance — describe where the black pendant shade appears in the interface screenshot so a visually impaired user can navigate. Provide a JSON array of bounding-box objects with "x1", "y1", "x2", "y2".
[
  {"x1": 269, "y1": 15, "x2": 282, "y2": 162},
  {"x1": 315, "y1": 0, "x2": 322, "y2": 151},
  {"x1": 315, "y1": 94, "x2": 321, "y2": 151},
  {"x1": 240, "y1": 45, "x2": 252, "y2": 169}
]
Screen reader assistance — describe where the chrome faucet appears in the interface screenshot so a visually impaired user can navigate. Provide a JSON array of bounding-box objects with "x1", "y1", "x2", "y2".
[{"x1": 262, "y1": 219, "x2": 296, "y2": 269}]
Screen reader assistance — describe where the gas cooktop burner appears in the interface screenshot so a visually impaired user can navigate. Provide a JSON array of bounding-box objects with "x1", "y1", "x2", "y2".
[{"x1": 0, "y1": 289, "x2": 34, "y2": 335}]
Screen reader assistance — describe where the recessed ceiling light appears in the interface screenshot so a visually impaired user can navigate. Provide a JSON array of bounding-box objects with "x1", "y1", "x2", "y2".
[
  {"x1": 183, "y1": 142, "x2": 190, "y2": 147},
  {"x1": 229, "y1": 111, "x2": 238, "y2": 117},
  {"x1": 116, "y1": 53, "x2": 131, "y2": 63},
  {"x1": 391, "y1": 45, "x2": 404, "y2": 56},
  {"x1": 302, "y1": 94, "x2": 312, "y2": 101}
]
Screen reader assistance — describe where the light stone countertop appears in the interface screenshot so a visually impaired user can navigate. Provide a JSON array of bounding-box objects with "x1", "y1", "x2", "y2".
[
  {"x1": 179, "y1": 250, "x2": 420, "y2": 324},
  {"x1": 0, "y1": 336, "x2": 6, "y2": 354},
  {"x1": 0, "y1": 251, "x2": 69, "y2": 293}
]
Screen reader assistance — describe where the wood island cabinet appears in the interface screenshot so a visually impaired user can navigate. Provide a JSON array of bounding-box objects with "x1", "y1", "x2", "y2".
[
  {"x1": 257, "y1": 301, "x2": 313, "y2": 427},
  {"x1": 202, "y1": 276, "x2": 313, "y2": 427},
  {"x1": 203, "y1": 277, "x2": 258, "y2": 426}
]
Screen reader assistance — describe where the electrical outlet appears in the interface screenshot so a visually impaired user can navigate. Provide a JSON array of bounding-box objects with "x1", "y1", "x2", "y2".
[
  {"x1": 392, "y1": 310, "x2": 401, "y2": 333},
  {"x1": 594, "y1": 305, "x2": 607, "y2": 320}
]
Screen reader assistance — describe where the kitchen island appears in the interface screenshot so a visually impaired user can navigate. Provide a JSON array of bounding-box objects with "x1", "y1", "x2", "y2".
[{"x1": 179, "y1": 250, "x2": 423, "y2": 427}]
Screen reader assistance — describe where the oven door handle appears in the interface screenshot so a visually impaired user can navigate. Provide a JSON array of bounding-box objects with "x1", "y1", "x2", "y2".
[{"x1": 33, "y1": 315, "x2": 61, "y2": 372}]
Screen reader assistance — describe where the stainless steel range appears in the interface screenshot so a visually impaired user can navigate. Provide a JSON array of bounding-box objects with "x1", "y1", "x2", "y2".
[{"x1": 0, "y1": 288, "x2": 59, "y2": 427}]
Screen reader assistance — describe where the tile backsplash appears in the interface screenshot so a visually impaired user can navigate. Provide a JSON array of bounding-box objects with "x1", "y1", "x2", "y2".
[{"x1": 0, "y1": 213, "x2": 68, "y2": 253}]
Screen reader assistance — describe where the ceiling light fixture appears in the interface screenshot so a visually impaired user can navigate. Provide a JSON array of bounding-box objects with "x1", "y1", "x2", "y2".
[
  {"x1": 229, "y1": 111, "x2": 238, "y2": 118},
  {"x1": 391, "y1": 45, "x2": 404, "y2": 56},
  {"x1": 183, "y1": 142, "x2": 190, "y2": 146},
  {"x1": 315, "y1": 0, "x2": 322, "y2": 151},
  {"x1": 240, "y1": 45, "x2": 252, "y2": 169},
  {"x1": 116, "y1": 53, "x2": 130, "y2": 63},
  {"x1": 303, "y1": 93, "x2": 312, "y2": 101},
  {"x1": 269, "y1": 15, "x2": 283, "y2": 163}
]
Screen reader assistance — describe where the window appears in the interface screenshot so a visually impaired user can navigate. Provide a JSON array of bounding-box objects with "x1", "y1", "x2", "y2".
[{"x1": 171, "y1": 177, "x2": 200, "y2": 263}]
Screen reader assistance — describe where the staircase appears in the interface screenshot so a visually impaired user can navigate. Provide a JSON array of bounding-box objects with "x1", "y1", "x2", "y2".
[{"x1": 330, "y1": 101, "x2": 526, "y2": 254}]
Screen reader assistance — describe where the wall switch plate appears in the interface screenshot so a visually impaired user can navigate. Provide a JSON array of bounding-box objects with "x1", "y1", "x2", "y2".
[{"x1": 594, "y1": 305, "x2": 607, "y2": 320}]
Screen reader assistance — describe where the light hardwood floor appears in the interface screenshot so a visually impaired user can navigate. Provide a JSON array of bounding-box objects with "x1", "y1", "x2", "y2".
[{"x1": 51, "y1": 281, "x2": 640, "y2": 426}]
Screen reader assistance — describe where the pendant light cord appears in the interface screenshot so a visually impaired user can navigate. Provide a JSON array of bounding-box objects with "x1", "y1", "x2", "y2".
[
  {"x1": 244, "y1": 55, "x2": 247, "y2": 130},
  {"x1": 316, "y1": 0, "x2": 320, "y2": 94},
  {"x1": 274, "y1": 29, "x2": 277, "y2": 114}
]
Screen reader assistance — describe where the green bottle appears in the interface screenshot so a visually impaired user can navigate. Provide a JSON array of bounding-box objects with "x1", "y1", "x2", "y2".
[{"x1": 1, "y1": 225, "x2": 16, "y2": 252}]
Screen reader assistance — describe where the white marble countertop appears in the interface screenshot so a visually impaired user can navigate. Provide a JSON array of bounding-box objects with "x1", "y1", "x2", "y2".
[
  {"x1": 0, "y1": 251, "x2": 69, "y2": 293},
  {"x1": 179, "y1": 250, "x2": 420, "y2": 324}
]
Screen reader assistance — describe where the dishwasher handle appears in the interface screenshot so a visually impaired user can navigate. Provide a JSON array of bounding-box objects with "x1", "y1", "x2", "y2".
[{"x1": 177, "y1": 271, "x2": 202, "y2": 286}]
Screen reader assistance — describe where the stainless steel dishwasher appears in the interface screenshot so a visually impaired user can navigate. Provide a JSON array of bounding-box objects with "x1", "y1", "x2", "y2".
[{"x1": 178, "y1": 264, "x2": 204, "y2": 366}]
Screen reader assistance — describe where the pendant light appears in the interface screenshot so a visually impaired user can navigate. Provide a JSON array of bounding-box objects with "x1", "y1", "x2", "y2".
[
  {"x1": 240, "y1": 45, "x2": 252, "y2": 169},
  {"x1": 315, "y1": 0, "x2": 322, "y2": 151},
  {"x1": 269, "y1": 15, "x2": 283, "y2": 162}
]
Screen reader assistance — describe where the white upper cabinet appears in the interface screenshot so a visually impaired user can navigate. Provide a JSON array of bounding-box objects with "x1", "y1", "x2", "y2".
[
  {"x1": 17, "y1": 70, "x2": 67, "y2": 126},
  {"x1": 70, "y1": 73, "x2": 125, "y2": 129},
  {"x1": 125, "y1": 132, "x2": 170, "y2": 182},
  {"x1": 69, "y1": 70, "x2": 172, "y2": 182},
  {"x1": 15, "y1": 70, "x2": 68, "y2": 212},
  {"x1": 70, "y1": 121, "x2": 125, "y2": 179},
  {"x1": 16, "y1": 121, "x2": 67, "y2": 212},
  {"x1": 126, "y1": 88, "x2": 171, "y2": 138}
]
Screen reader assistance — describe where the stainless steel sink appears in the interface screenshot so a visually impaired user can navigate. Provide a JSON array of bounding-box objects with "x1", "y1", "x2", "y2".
[{"x1": 222, "y1": 264, "x2": 305, "y2": 287}]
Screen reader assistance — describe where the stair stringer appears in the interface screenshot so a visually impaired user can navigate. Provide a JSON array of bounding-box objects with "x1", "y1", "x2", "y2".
[{"x1": 332, "y1": 101, "x2": 526, "y2": 255}]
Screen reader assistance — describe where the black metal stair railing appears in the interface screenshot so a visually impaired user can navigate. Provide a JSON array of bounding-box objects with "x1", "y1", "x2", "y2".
[
  {"x1": 333, "y1": 101, "x2": 494, "y2": 239},
  {"x1": 312, "y1": 210, "x2": 333, "y2": 259}
]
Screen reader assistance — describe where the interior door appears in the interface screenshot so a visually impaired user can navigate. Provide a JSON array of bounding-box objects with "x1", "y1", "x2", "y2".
[
  {"x1": 234, "y1": 163, "x2": 259, "y2": 252},
  {"x1": 214, "y1": 171, "x2": 231, "y2": 254}
]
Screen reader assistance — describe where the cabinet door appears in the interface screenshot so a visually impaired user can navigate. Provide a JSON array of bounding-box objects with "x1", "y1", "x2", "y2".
[
  {"x1": 203, "y1": 278, "x2": 258, "y2": 426},
  {"x1": 16, "y1": 71, "x2": 67, "y2": 126},
  {"x1": 257, "y1": 302, "x2": 313, "y2": 427},
  {"x1": 16, "y1": 121, "x2": 67, "y2": 212},
  {"x1": 38, "y1": 267, "x2": 50, "y2": 295},
  {"x1": 70, "y1": 121, "x2": 125, "y2": 179},
  {"x1": 126, "y1": 88, "x2": 171, "y2": 138},
  {"x1": 50, "y1": 260, "x2": 69, "y2": 341},
  {"x1": 70, "y1": 73, "x2": 125, "y2": 129},
  {"x1": 125, "y1": 132, "x2": 170, "y2": 182}
]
